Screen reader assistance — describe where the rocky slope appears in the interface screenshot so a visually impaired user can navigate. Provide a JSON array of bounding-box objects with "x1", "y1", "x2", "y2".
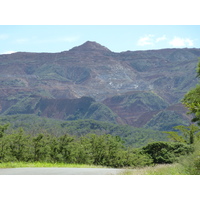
[{"x1": 0, "y1": 41, "x2": 199, "y2": 130}]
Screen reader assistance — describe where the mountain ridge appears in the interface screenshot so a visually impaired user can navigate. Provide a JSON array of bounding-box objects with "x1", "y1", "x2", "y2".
[
  {"x1": 69, "y1": 41, "x2": 111, "y2": 52},
  {"x1": 0, "y1": 41, "x2": 199, "y2": 130}
]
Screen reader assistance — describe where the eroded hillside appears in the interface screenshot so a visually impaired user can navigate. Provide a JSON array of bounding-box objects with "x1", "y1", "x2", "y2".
[{"x1": 0, "y1": 41, "x2": 199, "y2": 130}]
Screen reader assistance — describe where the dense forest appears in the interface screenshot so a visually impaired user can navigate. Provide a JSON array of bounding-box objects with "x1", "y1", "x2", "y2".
[{"x1": 0, "y1": 114, "x2": 169, "y2": 147}]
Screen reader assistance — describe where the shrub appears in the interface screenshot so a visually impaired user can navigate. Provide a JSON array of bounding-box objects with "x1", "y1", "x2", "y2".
[
  {"x1": 179, "y1": 141, "x2": 200, "y2": 174},
  {"x1": 142, "y1": 141, "x2": 193, "y2": 164}
]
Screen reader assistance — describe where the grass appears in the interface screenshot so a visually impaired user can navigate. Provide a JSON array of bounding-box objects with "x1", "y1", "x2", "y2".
[
  {"x1": 0, "y1": 162, "x2": 105, "y2": 169},
  {"x1": 120, "y1": 142, "x2": 200, "y2": 175},
  {"x1": 120, "y1": 163, "x2": 189, "y2": 175}
]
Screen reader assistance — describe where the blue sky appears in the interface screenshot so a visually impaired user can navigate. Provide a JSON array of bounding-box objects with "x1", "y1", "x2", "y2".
[{"x1": 1, "y1": 25, "x2": 200, "y2": 54}]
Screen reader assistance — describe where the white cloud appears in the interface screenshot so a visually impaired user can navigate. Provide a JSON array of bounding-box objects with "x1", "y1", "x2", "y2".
[
  {"x1": 169, "y1": 37, "x2": 194, "y2": 47},
  {"x1": 137, "y1": 35, "x2": 167, "y2": 47},
  {"x1": 156, "y1": 35, "x2": 167, "y2": 43},
  {"x1": 137, "y1": 35, "x2": 154, "y2": 46},
  {"x1": 1, "y1": 51, "x2": 16, "y2": 55}
]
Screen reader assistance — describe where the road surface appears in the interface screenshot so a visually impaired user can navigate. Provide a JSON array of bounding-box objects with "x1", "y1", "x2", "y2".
[{"x1": 0, "y1": 167, "x2": 125, "y2": 175}]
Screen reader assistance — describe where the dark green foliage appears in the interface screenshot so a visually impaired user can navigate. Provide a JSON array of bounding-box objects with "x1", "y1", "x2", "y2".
[
  {"x1": 182, "y1": 61, "x2": 200, "y2": 125},
  {"x1": 0, "y1": 124, "x2": 154, "y2": 167},
  {"x1": 9, "y1": 128, "x2": 31, "y2": 161},
  {"x1": 178, "y1": 141, "x2": 200, "y2": 175},
  {"x1": 164, "y1": 124, "x2": 200, "y2": 144},
  {"x1": 0, "y1": 122, "x2": 192, "y2": 167},
  {"x1": 182, "y1": 84, "x2": 200, "y2": 125},
  {"x1": 0, "y1": 115, "x2": 168, "y2": 148},
  {"x1": 142, "y1": 141, "x2": 193, "y2": 164},
  {"x1": 0, "y1": 134, "x2": 12, "y2": 162},
  {"x1": 60, "y1": 119, "x2": 168, "y2": 147},
  {"x1": 0, "y1": 123, "x2": 9, "y2": 138},
  {"x1": 120, "y1": 148, "x2": 153, "y2": 167},
  {"x1": 49, "y1": 135, "x2": 63, "y2": 163},
  {"x1": 196, "y1": 59, "x2": 200, "y2": 79},
  {"x1": 58, "y1": 134, "x2": 77, "y2": 163}
]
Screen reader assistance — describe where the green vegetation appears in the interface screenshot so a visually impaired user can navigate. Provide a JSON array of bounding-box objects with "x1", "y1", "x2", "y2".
[
  {"x1": 164, "y1": 124, "x2": 200, "y2": 144},
  {"x1": 120, "y1": 164, "x2": 187, "y2": 175},
  {"x1": 59, "y1": 119, "x2": 169, "y2": 147},
  {"x1": 83, "y1": 102, "x2": 118, "y2": 123},
  {"x1": 0, "y1": 117, "x2": 198, "y2": 172},
  {"x1": 110, "y1": 91, "x2": 169, "y2": 111},
  {"x1": 65, "y1": 102, "x2": 118, "y2": 124},
  {"x1": 177, "y1": 141, "x2": 200, "y2": 175},
  {"x1": 183, "y1": 84, "x2": 200, "y2": 125},
  {"x1": 4, "y1": 96, "x2": 41, "y2": 115},
  {"x1": 142, "y1": 141, "x2": 193, "y2": 164},
  {"x1": 0, "y1": 162, "x2": 103, "y2": 169},
  {"x1": 144, "y1": 110, "x2": 189, "y2": 131},
  {"x1": 0, "y1": 122, "x2": 193, "y2": 169},
  {"x1": 182, "y1": 61, "x2": 200, "y2": 125},
  {"x1": 3, "y1": 95, "x2": 118, "y2": 124},
  {"x1": 121, "y1": 141, "x2": 200, "y2": 175},
  {"x1": 0, "y1": 124, "x2": 155, "y2": 168},
  {"x1": 0, "y1": 79, "x2": 26, "y2": 87},
  {"x1": 0, "y1": 115, "x2": 169, "y2": 148}
]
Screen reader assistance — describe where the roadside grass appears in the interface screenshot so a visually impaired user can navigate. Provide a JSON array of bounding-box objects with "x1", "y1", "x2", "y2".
[
  {"x1": 0, "y1": 162, "x2": 193, "y2": 174},
  {"x1": 120, "y1": 164, "x2": 189, "y2": 175},
  {"x1": 0, "y1": 162, "x2": 105, "y2": 169}
]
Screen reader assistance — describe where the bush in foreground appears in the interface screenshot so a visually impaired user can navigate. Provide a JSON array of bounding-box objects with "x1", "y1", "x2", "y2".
[{"x1": 142, "y1": 141, "x2": 193, "y2": 164}]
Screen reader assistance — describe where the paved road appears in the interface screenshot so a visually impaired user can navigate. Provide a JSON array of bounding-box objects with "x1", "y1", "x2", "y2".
[{"x1": 0, "y1": 168, "x2": 124, "y2": 175}]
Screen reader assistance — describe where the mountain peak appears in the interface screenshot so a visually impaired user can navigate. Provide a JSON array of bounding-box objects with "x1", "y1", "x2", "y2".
[{"x1": 69, "y1": 41, "x2": 111, "y2": 52}]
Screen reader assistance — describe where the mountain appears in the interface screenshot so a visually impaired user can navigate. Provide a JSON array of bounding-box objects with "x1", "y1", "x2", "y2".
[{"x1": 0, "y1": 41, "x2": 199, "y2": 130}]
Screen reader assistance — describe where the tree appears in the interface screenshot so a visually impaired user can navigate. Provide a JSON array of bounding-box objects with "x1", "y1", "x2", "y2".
[
  {"x1": 182, "y1": 85, "x2": 200, "y2": 124},
  {"x1": 164, "y1": 124, "x2": 200, "y2": 144},
  {"x1": 86, "y1": 134, "x2": 108, "y2": 165},
  {"x1": 58, "y1": 134, "x2": 76, "y2": 163},
  {"x1": 142, "y1": 141, "x2": 192, "y2": 164},
  {"x1": 0, "y1": 134, "x2": 12, "y2": 162},
  {"x1": 9, "y1": 128, "x2": 31, "y2": 161},
  {"x1": 49, "y1": 136, "x2": 63, "y2": 163},
  {"x1": 32, "y1": 133, "x2": 51, "y2": 162},
  {"x1": 182, "y1": 60, "x2": 200, "y2": 125},
  {"x1": 0, "y1": 124, "x2": 9, "y2": 138},
  {"x1": 75, "y1": 136, "x2": 94, "y2": 164},
  {"x1": 104, "y1": 135, "x2": 125, "y2": 167},
  {"x1": 122, "y1": 148, "x2": 153, "y2": 167},
  {"x1": 0, "y1": 124, "x2": 12, "y2": 161}
]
